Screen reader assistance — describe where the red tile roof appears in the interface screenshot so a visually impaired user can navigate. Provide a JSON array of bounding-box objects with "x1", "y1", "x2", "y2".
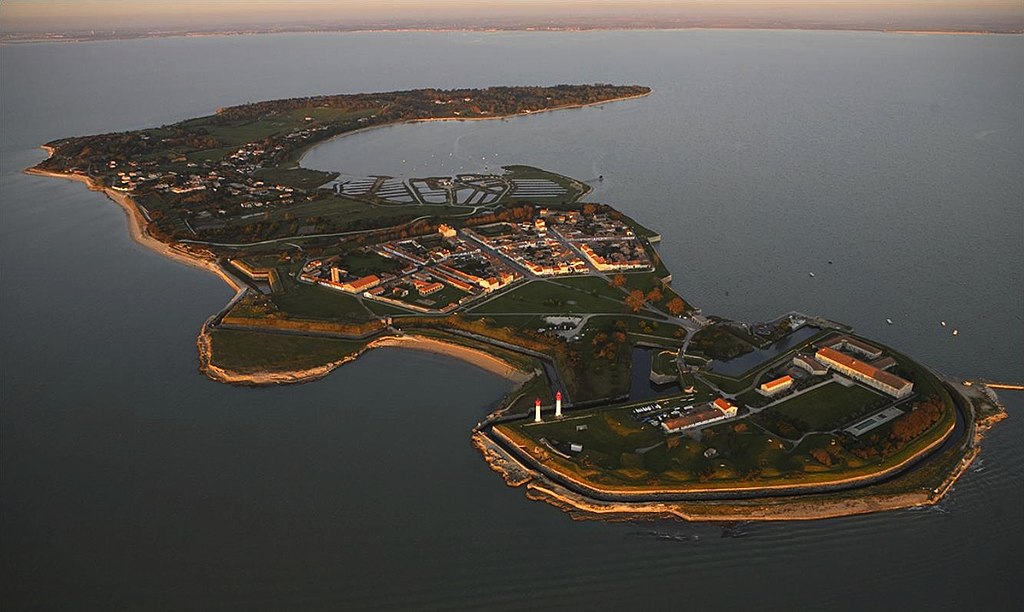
[{"x1": 816, "y1": 347, "x2": 910, "y2": 391}]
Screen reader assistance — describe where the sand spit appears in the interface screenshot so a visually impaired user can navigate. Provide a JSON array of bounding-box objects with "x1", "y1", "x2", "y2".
[
  {"x1": 197, "y1": 326, "x2": 533, "y2": 387},
  {"x1": 366, "y1": 334, "x2": 532, "y2": 383},
  {"x1": 196, "y1": 322, "x2": 363, "y2": 386}
]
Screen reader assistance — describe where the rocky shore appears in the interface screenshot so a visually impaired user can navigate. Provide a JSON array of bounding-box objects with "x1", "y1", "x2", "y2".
[{"x1": 472, "y1": 383, "x2": 1007, "y2": 522}]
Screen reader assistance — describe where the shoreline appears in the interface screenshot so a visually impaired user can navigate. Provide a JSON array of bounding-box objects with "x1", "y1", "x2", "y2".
[
  {"x1": 473, "y1": 425, "x2": 968, "y2": 523},
  {"x1": 296, "y1": 91, "x2": 650, "y2": 170},
  {"x1": 4, "y1": 28, "x2": 1020, "y2": 47},
  {"x1": 472, "y1": 382, "x2": 1006, "y2": 522},
  {"x1": 471, "y1": 430, "x2": 935, "y2": 522},
  {"x1": 488, "y1": 413, "x2": 957, "y2": 498},
  {"x1": 24, "y1": 162, "x2": 246, "y2": 295},
  {"x1": 196, "y1": 325, "x2": 533, "y2": 386},
  {"x1": 28, "y1": 100, "x2": 1008, "y2": 524}
]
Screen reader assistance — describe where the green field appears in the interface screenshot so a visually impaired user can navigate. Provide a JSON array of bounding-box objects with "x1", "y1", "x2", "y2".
[
  {"x1": 268, "y1": 275, "x2": 369, "y2": 320},
  {"x1": 335, "y1": 250, "x2": 404, "y2": 277},
  {"x1": 470, "y1": 278, "x2": 626, "y2": 315},
  {"x1": 253, "y1": 166, "x2": 338, "y2": 191},
  {"x1": 208, "y1": 328, "x2": 366, "y2": 374},
  {"x1": 514, "y1": 405, "x2": 665, "y2": 471},
  {"x1": 770, "y1": 382, "x2": 885, "y2": 432},
  {"x1": 651, "y1": 350, "x2": 679, "y2": 378}
]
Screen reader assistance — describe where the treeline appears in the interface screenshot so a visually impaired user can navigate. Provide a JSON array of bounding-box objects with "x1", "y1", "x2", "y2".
[
  {"x1": 216, "y1": 84, "x2": 650, "y2": 122},
  {"x1": 845, "y1": 395, "x2": 947, "y2": 461}
]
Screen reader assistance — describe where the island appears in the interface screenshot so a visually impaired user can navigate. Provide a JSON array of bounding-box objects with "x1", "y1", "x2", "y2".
[{"x1": 27, "y1": 84, "x2": 1007, "y2": 522}]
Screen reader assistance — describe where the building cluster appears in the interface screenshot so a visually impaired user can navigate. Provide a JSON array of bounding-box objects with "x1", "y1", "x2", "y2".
[
  {"x1": 463, "y1": 220, "x2": 589, "y2": 276},
  {"x1": 546, "y1": 210, "x2": 653, "y2": 272},
  {"x1": 103, "y1": 122, "x2": 342, "y2": 229},
  {"x1": 463, "y1": 209, "x2": 653, "y2": 277},
  {"x1": 660, "y1": 398, "x2": 738, "y2": 433},
  {"x1": 298, "y1": 207, "x2": 656, "y2": 314},
  {"x1": 299, "y1": 225, "x2": 522, "y2": 313},
  {"x1": 764, "y1": 335, "x2": 913, "y2": 400},
  {"x1": 630, "y1": 397, "x2": 739, "y2": 433},
  {"x1": 299, "y1": 259, "x2": 384, "y2": 294}
]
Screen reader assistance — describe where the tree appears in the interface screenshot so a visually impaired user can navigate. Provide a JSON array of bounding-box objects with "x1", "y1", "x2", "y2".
[
  {"x1": 810, "y1": 448, "x2": 832, "y2": 467},
  {"x1": 625, "y1": 289, "x2": 645, "y2": 313},
  {"x1": 666, "y1": 297, "x2": 687, "y2": 316},
  {"x1": 611, "y1": 274, "x2": 627, "y2": 288},
  {"x1": 646, "y1": 287, "x2": 663, "y2": 304}
]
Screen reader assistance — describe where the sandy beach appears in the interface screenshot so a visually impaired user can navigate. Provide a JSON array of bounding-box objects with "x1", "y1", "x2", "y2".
[
  {"x1": 365, "y1": 334, "x2": 532, "y2": 383},
  {"x1": 197, "y1": 324, "x2": 533, "y2": 386},
  {"x1": 25, "y1": 161, "x2": 245, "y2": 294}
]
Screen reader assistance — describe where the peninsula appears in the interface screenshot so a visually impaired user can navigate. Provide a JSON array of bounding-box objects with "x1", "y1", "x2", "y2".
[{"x1": 28, "y1": 84, "x2": 1006, "y2": 522}]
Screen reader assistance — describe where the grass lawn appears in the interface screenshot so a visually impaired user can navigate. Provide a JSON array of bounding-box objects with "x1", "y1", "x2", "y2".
[
  {"x1": 469, "y1": 279, "x2": 625, "y2": 315},
  {"x1": 651, "y1": 350, "x2": 678, "y2": 378},
  {"x1": 335, "y1": 250, "x2": 404, "y2": 277},
  {"x1": 253, "y1": 167, "x2": 338, "y2": 191},
  {"x1": 548, "y1": 275, "x2": 625, "y2": 301},
  {"x1": 270, "y1": 275, "x2": 370, "y2": 320},
  {"x1": 506, "y1": 370, "x2": 555, "y2": 413},
  {"x1": 772, "y1": 382, "x2": 885, "y2": 431},
  {"x1": 208, "y1": 328, "x2": 366, "y2": 373},
  {"x1": 512, "y1": 404, "x2": 665, "y2": 471}
]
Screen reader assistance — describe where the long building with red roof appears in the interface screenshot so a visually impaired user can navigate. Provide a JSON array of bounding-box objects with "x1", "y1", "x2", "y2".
[{"x1": 815, "y1": 346, "x2": 913, "y2": 398}]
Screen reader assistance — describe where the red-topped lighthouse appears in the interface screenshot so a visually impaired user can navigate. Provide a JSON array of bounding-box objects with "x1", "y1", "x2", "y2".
[
  {"x1": 555, "y1": 390, "x2": 563, "y2": 418},
  {"x1": 534, "y1": 397, "x2": 542, "y2": 423}
]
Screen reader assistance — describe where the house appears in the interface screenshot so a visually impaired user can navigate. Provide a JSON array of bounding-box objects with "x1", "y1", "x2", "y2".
[
  {"x1": 758, "y1": 375, "x2": 793, "y2": 396},
  {"x1": 412, "y1": 279, "x2": 444, "y2": 296},
  {"x1": 713, "y1": 398, "x2": 738, "y2": 417},
  {"x1": 340, "y1": 275, "x2": 380, "y2": 293}
]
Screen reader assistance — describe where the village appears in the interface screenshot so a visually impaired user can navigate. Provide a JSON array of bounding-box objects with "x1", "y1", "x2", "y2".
[{"x1": 296, "y1": 206, "x2": 655, "y2": 313}]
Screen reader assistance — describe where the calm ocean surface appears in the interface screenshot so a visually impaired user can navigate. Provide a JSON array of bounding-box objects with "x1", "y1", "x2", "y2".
[{"x1": 2, "y1": 31, "x2": 1022, "y2": 610}]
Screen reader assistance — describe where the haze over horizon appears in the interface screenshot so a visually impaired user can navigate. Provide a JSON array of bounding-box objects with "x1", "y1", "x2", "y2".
[{"x1": 2, "y1": 0, "x2": 1022, "y2": 32}]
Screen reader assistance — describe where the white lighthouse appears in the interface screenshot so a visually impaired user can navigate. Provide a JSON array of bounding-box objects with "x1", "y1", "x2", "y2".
[
  {"x1": 534, "y1": 397, "x2": 542, "y2": 423},
  {"x1": 555, "y1": 391, "x2": 563, "y2": 418}
]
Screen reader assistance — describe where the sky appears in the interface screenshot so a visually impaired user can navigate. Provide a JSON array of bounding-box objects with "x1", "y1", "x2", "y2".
[{"x1": 2, "y1": 0, "x2": 1021, "y2": 31}]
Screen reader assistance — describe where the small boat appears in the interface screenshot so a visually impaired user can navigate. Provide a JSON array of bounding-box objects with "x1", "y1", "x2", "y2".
[
  {"x1": 953, "y1": 329, "x2": 959, "y2": 336},
  {"x1": 941, "y1": 321, "x2": 947, "y2": 327},
  {"x1": 809, "y1": 272, "x2": 815, "y2": 277},
  {"x1": 886, "y1": 318, "x2": 893, "y2": 325}
]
